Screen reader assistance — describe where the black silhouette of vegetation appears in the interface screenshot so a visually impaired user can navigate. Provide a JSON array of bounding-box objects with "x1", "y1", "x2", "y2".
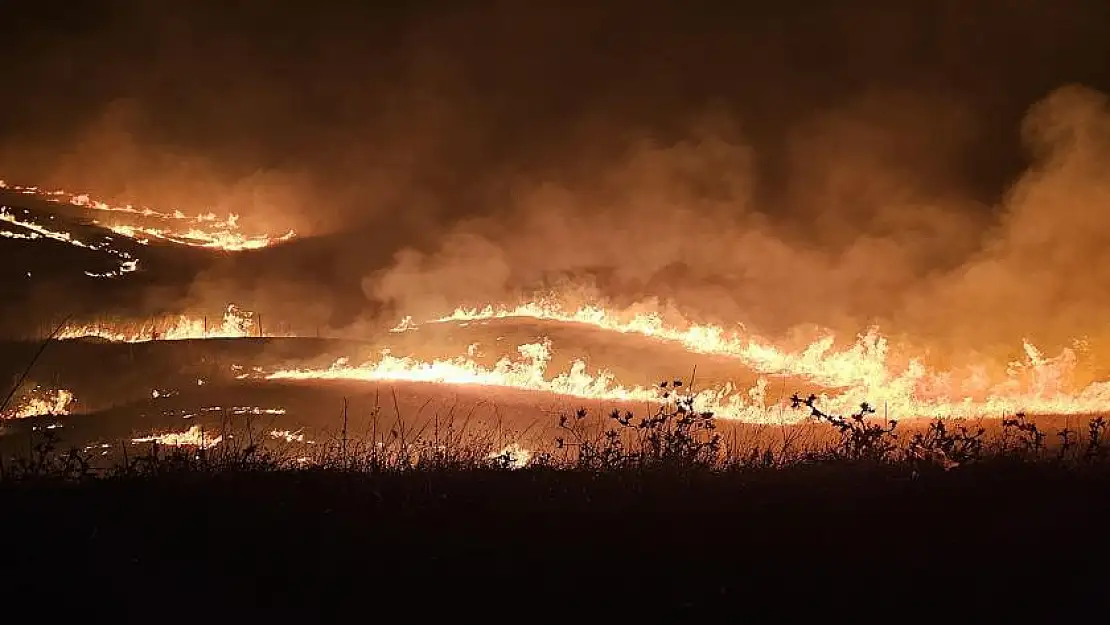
[{"x1": 4, "y1": 380, "x2": 1110, "y2": 616}]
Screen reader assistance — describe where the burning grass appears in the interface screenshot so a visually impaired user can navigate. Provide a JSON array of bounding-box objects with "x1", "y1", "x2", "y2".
[
  {"x1": 1, "y1": 180, "x2": 297, "y2": 252},
  {"x1": 6, "y1": 381, "x2": 1110, "y2": 480},
  {"x1": 56, "y1": 302, "x2": 267, "y2": 342}
]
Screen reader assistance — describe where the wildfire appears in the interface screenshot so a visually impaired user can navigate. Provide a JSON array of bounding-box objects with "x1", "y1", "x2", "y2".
[
  {"x1": 488, "y1": 443, "x2": 533, "y2": 469},
  {"x1": 267, "y1": 339, "x2": 786, "y2": 421},
  {"x1": 0, "y1": 180, "x2": 296, "y2": 252},
  {"x1": 423, "y1": 300, "x2": 1102, "y2": 416},
  {"x1": 3, "y1": 388, "x2": 76, "y2": 420},
  {"x1": 133, "y1": 425, "x2": 222, "y2": 448},
  {"x1": 430, "y1": 301, "x2": 894, "y2": 389},
  {"x1": 103, "y1": 223, "x2": 295, "y2": 251},
  {"x1": 0, "y1": 206, "x2": 139, "y2": 277},
  {"x1": 58, "y1": 303, "x2": 269, "y2": 342},
  {"x1": 228, "y1": 406, "x2": 286, "y2": 416},
  {"x1": 10, "y1": 174, "x2": 1110, "y2": 424},
  {"x1": 272, "y1": 340, "x2": 665, "y2": 399},
  {"x1": 258, "y1": 295, "x2": 1110, "y2": 421},
  {"x1": 270, "y1": 429, "x2": 308, "y2": 443}
]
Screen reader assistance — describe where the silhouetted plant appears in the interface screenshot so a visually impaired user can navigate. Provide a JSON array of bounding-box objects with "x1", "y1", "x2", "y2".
[
  {"x1": 1084, "y1": 416, "x2": 1108, "y2": 463},
  {"x1": 10, "y1": 383, "x2": 1110, "y2": 483},
  {"x1": 556, "y1": 406, "x2": 628, "y2": 471},
  {"x1": 790, "y1": 393, "x2": 898, "y2": 462},
  {"x1": 1000, "y1": 412, "x2": 1046, "y2": 459},
  {"x1": 556, "y1": 379, "x2": 721, "y2": 471},
  {"x1": 730, "y1": 445, "x2": 778, "y2": 470},
  {"x1": 4, "y1": 428, "x2": 94, "y2": 482},
  {"x1": 1056, "y1": 426, "x2": 1076, "y2": 464},
  {"x1": 907, "y1": 420, "x2": 986, "y2": 471}
]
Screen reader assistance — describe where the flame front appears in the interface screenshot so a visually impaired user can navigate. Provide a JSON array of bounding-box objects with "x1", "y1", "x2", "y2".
[
  {"x1": 58, "y1": 303, "x2": 267, "y2": 342},
  {"x1": 425, "y1": 300, "x2": 1110, "y2": 417},
  {"x1": 103, "y1": 223, "x2": 295, "y2": 251},
  {"x1": 263, "y1": 338, "x2": 817, "y2": 422},
  {"x1": 4, "y1": 388, "x2": 75, "y2": 420},
  {"x1": 11, "y1": 179, "x2": 1110, "y2": 423},
  {"x1": 133, "y1": 425, "x2": 222, "y2": 448},
  {"x1": 1, "y1": 180, "x2": 296, "y2": 252},
  {"x1": 269, "y1": 340, "x2": 671, "y2": 403},
  {"x1": 258, "y1": 297, "x2": 1110, "y2": 422},
  {"x1": 0, "y1": 207, "x2": 139, "y2": 277},
  {"x1": 433, "y1": 301, "x2": 893, "y2": 388}
]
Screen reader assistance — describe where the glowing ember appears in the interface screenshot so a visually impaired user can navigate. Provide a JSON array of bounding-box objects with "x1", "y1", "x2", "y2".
[
  {"x1": 269, "y1": 429, "x2": 307, "y2": 443},
  {"x1": 230, "y1": 406, "x2": 286, "y2": 415},
  {"x1": 3, "y1": 388, "x2": 75, "y2": 419},
  {"x1": 133, "y1": 426, "x2": 222, "y2": 448},
  {"x1": 488, "y1": 443, "x2": 532, "y2": 469},
  {"x1": 58, "y1": 303, "x2": 271, "y2": 342}
]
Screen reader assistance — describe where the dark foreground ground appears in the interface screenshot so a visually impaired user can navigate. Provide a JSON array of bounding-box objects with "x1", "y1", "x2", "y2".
[{"x1": 4, "y1": 463, "x2": 1110, "y2": 617}]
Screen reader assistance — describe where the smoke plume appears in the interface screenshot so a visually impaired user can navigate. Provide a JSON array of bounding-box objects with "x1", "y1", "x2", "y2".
[{"x1": 2, "y1": 0, "x2": 1110, "y2": 364}]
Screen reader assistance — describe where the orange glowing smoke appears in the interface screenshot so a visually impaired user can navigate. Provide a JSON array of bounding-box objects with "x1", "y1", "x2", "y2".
[{"x1": 8, "y1": 181, "x2": 1109, "y2": 423}]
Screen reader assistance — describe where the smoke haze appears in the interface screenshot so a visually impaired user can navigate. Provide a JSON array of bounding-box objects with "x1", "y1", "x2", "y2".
[{"x1": 3, "y1": 0, "x2": 1110, "y2": 363}]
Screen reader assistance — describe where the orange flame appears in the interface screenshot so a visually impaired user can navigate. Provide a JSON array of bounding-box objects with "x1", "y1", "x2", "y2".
[
  {"x1": 431, "y1": 301, "x2": 891, "y2": 388},
  {"x1": 3, "y1": 388, "x2": 75, "y2": 420},
  {"x1": 0, "y1": 206, "x2": 139, "y2": 277},
  {"x1": 1, "y1": 180, "x2": 296, "y2": 252},
  {"x1": 257, "y1": 296, "x2": 1110, "y2": 422},
  {"x1": 488, "y1": 443, "x2": 533, "y2": 468},
  {"x1": 58, "y1": 303, "x2": 270, "y2": 342},
  {"x1": 419, "y1": 300, "x2": 1110, "y2": 417},
  {"x1": 132, "y1": 426, "x2": 222, "y2": 448},
  {"x1": 270, "y1": 429, "x2": 308, "y2": 443},
  {"x1": 265, "y1": 339, "x2": 782, "y2": 421}
]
